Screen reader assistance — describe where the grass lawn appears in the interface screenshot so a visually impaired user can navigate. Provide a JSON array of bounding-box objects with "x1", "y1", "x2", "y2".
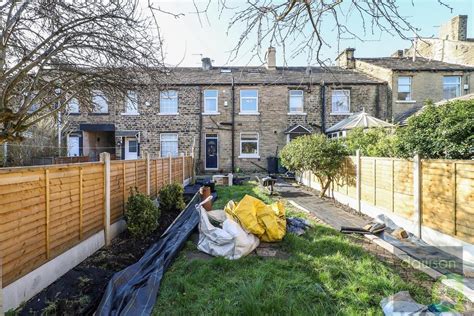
[{"x1": 153, "y1": 181, "x2": 432, "y2": 315}]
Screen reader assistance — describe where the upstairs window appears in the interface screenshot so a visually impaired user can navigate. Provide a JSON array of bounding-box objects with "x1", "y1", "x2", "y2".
[
  {"x1": 204, "y1": 90, "x2": 218, "y2": 113},
  {"x1": 289, "y1": 90, "x2": 304, "y2": 113},
  {"x1": 240, "y1": 89, "x2": 258, "y2": 114},
  {"x1": 240, "y1": 133, "x2": 259, "y2": 158},
  {"x1": 160, "y1": 133, "x2": 178, "y2": 157},
  {"x1": 397, "y1": 77, "x2": 412, "y2": 101},
  {"x1": 443, "y1": 76, "x2": 461, "y2": 99},
  {"x1": 331, "y1": 90, "x2": 350, "y2": 114},
  {"x1": 124, "y1": 90, "x2": 138, "y2": 114},
  {"x1": 160, "y1": 90, "x2": 178, "y2": 114},
  {"x1": 92, "y1": 90, "x2": 108, "y2": 113},
  {"x1": 67, "y1": 98, "x2": 80, "y2": 114}
]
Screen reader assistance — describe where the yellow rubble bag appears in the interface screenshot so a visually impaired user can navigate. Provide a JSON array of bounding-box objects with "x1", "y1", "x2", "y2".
[{"x1": 224, "y1": 195, "x2": 286, "y2": 242}]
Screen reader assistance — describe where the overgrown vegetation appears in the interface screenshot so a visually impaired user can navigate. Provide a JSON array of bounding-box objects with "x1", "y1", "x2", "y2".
[
  {"x1": 159, "y1": 183, "x2": 186, "y2": 213},
  {"x1": 280, "y1": 134, "x2": 348, "y2": 197},
  {"x1": 344, "y1": 100, "x2": 474, "y2": 159},
  {"x1": 125, "y1": 188, "x2": 160, "y2": 239},
  {"x1": 153, "y1": 182, "x2": 433, "y2": 315}
]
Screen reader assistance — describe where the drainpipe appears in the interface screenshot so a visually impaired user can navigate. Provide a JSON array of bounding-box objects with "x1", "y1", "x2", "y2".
[
  {"x1": 231, "y1": 76, "x2": 235, "y2": 173},
  {"x1": 198, "y1": 86, "x2": 203, "y2": 173},
  {"x1": 320, "y1": 81, "x2": 326, "y2": 133}
]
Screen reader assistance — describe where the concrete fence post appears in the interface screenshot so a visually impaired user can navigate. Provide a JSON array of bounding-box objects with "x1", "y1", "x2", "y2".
[
  {"x1": 356, "y1": 150, "x2": 361, "y2": 213},
  {"x1": 100, "y1": 152, "x2": 111, "y2": 246},
  {"x1": 413, "y1": 154, "x2": 422, "y2": 238},
  {"x1": 182, "y1": 153, "x2": 185, "y2": 184},
  {"x1": 145, "y1": 152, "x2": 151, "y2": 196},
  {"x1": 169, "y1": 153, "x2": 172, "y2": 184}
]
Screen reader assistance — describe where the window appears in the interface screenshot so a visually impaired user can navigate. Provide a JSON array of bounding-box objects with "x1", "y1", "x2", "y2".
[
  {"x1": 92, "y1": 90, "x2": 108, "y2": 113},
  {"x1": 397, "y1": 77, "x2": 412, "y2": 101},
  {"x1": 124, "y1": 90, "x2": 138, "y2": 114},
  {"x1": 289, "y1": 90, "x2": 304, "y2": 113},
  {"x1": 240, "y1": 90, "x2": 258, "y2": 114},
  {"x1": 331, "y1": 90, "x2": 350, "y2": 114},
  {"x1": 160, "y1": 90, "x2": 178, "y2": 114},
  {"x1": 128, "y1": 140, "x2": 138, "y2": 153},
  {"x1": 443, "y1": 76, "x2": 461, "y2": 99},
  {"x1": 203, "y1": 90, "x2": 218, "y2": 113},
  {"x1": 68, "y1": 98, "x2": 79, "y2": 114},
  {"x1": 160, "y1": 133, "x2": 178, "y2": 157},
  {"x1": 240, "y1": 133, "x2": 259, "y2": 158}
]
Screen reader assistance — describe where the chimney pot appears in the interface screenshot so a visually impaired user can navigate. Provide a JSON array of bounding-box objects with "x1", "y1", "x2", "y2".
[
  {"x1": 336, "y1": 48, "x2": 355, "y2": 69},
  {"x1": 201, "y1": 57, "x2": 212, "y2": 71},
  {"x1": 266, "y1": 47, "x2": 276, "y2": 70}
]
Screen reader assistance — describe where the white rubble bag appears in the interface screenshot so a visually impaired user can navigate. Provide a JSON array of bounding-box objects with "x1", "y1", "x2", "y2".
[{"x1": 196, "y1": 206, "x2": 260, "y2": 260}]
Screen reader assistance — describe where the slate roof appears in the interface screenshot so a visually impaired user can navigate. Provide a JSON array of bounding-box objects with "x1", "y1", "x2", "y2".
[
  {"x1": 164, "y1": 66, "x2": 385, "y2": 86},
  {"x1": 357, "y1": 57, "x2": 474, "y2": 71}
]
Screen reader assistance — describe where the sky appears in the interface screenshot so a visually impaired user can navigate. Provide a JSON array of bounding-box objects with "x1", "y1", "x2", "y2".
[{"x1": 147, "y1": 0, "x2": 474, "y2": 67}]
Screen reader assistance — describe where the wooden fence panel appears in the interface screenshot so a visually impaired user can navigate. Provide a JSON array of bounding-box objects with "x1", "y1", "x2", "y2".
[
  {"x1": 393, "y1": 160, "x2": 414, "y2": 219},
  {"x1": 360, "y1": 158, "x2": 375, "y2": 204},
  {"x1": 80, "y1": 164, "x2": 104, "y2": 239},
  {"x1": 374, "y1": 158, "x2": 393, "y2": 212},
  {"x1": 455, "y1": 163, "x2": 474, "y2": 243},
  {"x1": 150, "y1": 160, "x2": 157, "y2": 197},
  {"x1": 136, "y1": 160, "x2": 147, "y2": 193},
  {"x1": 110, "y1": 162, "x2": 125, "y2": 223}
]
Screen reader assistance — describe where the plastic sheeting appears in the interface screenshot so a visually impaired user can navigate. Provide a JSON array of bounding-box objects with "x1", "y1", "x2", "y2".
[
  {"x1": 197, "y1": 207, "x2": 260, "y2": 259},
  {"x1": 225, "y1": 195, "x2": 286, "y2": 242},
  {"x1": 95, "y1": 193, "x2": 201, "y2": 316}
]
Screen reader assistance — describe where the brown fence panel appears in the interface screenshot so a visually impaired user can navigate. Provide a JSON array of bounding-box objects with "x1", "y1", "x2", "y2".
[
  {"x1": 110, "y1": 162, "x2": 125, "y2": 223},
  {"x1": 455, "y1": 162, "x2": 474, "y2": 243},
  {"x1": 393, "y1": 159, "x2": 414, "y2": 219},
  {"x1": 81, "y1": 164, "x2": 104, "y2": 238},
  {"x1": 150, "y1": 159, "x2": 158, "y2": 197},
  {"x1": 136, "y1": 160, "x2": 147, "y2": 193}
]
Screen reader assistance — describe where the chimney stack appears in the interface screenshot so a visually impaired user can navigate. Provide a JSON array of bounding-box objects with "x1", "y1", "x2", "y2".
[
  {"x1": 266, "y1": 47, "x2": 276, "y2": 70},
  {"x1": 336, "y1": 48, "x2": 355, "y2": 69},
  {"x1": 201, "y1": 57, "x2": 212, "y2": 71}
]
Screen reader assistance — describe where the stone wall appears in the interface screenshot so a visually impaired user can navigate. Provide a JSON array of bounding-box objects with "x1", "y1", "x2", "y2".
[
  {"x1": 67, "y1": 81, "x2": 388, "y2": 173},
  {"x1": 409, "y1": 38, "x2": 474, "y2": 67}
]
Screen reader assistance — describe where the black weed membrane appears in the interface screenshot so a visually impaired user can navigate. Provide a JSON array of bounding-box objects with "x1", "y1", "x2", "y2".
[{"x1": 96, "y1": 193, "x2": 201, "y2": 316}]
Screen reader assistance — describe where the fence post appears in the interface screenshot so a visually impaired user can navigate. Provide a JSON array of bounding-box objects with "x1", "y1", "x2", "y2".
[
  {"x1": 413, "y1": 154, "x2": 422, "y2": 238},
  {"x1": 100, "y1": 152, "x2": 111, "y2": 246},
  {"x1": 79, "y1": 167, "x2": 84, "y2": 240},
  {"x1": 182, "y1": 153, "x2": 185, "y2": 184},
  {"x1": 169, "y1": 153, "x2": 172, "y2": 184},
  {"x1": 145, "y1": 152, "x2": 151, "y2": 196},
  {"x1": 45, "y1": 169, "x2": 50, "y2": 259},
  {"x1": 356, "y1": 150, "x2": 361, "y2": 213}
]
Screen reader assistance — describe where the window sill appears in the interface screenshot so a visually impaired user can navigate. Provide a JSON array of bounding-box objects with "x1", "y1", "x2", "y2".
[
  {"x1": 121, "y1": 112, "x2": 140, "y2": 116},
  {"x1": 202, "y1": 112, "x2": 221, "y2": 115},
  {"x1": 288, "y1": 112, "x2": 307, "y2": 116},
  {"x1": 330, "y1": 112, "x2": 352, "y2": 116},
  {"x1": 239, "y1": 112, "x2": 260, "y2": 116},
  {"x1": 158, "y1": 113, "x2": 179, "y2": 116},
  {"x1": 395, "y1": 100, "x2": 417, "y2": 104},
  {"x1": 89, "y1": 112, "x2": 109, "y2": 115},
  {"x1": 238, "y1": 155, "x2": 260, "y2": 159}
]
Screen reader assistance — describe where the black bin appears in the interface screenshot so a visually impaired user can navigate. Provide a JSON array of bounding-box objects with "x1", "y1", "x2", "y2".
[{"x1": 267, "y1": 156, "x2": 279, "y2": 174}]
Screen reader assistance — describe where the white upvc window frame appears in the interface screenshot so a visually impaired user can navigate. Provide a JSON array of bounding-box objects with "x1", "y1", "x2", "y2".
[
  {"x1": 123, "y1": 90, "x2": 139, "y2": 115},
  {"x1": 397, "y1": 76, "x2": 412, "y2": 101},
  {"x1": 203, "y1": 89, "x2": 219, "y2": 114},
  {"x1": 159, "y1": 90, "x2": 178, "y2": 115},
  {"x1": 239, "y1": 132, "x2": 259, "y2": 158},
  {"x1": 288, "y1": 90, "x2": 304, "y2": 113},
  {"x1": 331, "y1": 89, "x2": 351, "y2": 115},
  {"x1": 92, "y1": 90, "x2": 108, "y2": 113},
  {"x1": 443, "y1": 76, "x2": 461, "y2": 100},
  {"x1": 67, "y1": 97, "x2": 80, "y2": 114},
  {"x1": 160, "y1": 133, "x2": 179, "y2": 157},
  {"x1": 239, "y1": 89, "x2": 259, "y2": 115}
]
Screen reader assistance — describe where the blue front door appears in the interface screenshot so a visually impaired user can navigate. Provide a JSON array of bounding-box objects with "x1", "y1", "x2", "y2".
[{"x1": 205, "y1": 135, "x2": 218, "y2": 169}]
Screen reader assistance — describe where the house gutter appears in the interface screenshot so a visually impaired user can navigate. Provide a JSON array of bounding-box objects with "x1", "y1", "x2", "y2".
[
  {"x1": 198, "y1": 86, "x2": 203, "y2": 173},
  {"x1": 231, "y1": 76, "x2": 235, "y2": 173},
  {"x1": 320, "y1": 81, "x2": 326, "y2": 133}
]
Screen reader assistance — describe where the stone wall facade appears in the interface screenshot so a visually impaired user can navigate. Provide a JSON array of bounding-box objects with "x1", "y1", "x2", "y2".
[{"x1": 67, "y1": 80, "x2": 388, "y2": 173}]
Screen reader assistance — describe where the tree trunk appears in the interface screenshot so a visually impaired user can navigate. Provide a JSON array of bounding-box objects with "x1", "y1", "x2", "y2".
[{"x1": 320, "y1": 179, "x2": 331, "y2": 197}]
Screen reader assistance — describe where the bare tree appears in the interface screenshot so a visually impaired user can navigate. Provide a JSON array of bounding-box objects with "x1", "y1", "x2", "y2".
[
  {"x1": 0, "y1": 0, "x2": 165, "y2": 143},
  {"x1": 188, "y1": 0, "x2": 453, "y2": 65}
]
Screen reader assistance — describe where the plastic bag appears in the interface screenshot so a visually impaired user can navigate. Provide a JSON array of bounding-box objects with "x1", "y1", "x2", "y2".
[
  {"x1": 197, "y1": 206, "x2": 259, "y2": 259},
  {"x1": 225, "y1": 195, "x2": 286, "y2": 242}
]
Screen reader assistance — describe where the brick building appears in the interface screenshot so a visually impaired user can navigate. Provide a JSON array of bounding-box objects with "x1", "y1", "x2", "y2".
[{"x1": 66, "y1": 48, "x2": 388, "y2": 173}]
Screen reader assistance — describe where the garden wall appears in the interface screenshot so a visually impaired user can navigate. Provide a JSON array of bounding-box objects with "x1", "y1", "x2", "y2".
[
  {"x1": 298, "y1": 154, "x2": 474, "y2": 251},
  {"x1": 0, "y1": 153, "x2": 193, "y2": 311}
]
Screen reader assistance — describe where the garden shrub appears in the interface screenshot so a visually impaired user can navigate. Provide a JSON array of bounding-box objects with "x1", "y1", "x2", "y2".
[
  {"x1": 344, "y1": 127, "x2": 397, "y2": 157},
  {"x1": 280, "y1": 134, "x2": 348, "y2": 197},
  {"x1": 159, "y1": 183, "x2": 186, "y2": 213},
  {"x1": 125, "y1": 188, "x2": 160, "y2": 239}
]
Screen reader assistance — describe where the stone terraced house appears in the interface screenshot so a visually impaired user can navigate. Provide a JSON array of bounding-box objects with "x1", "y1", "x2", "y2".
[{"x1": 65, "y1": 47, "x2": 391, "y2": 173}]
